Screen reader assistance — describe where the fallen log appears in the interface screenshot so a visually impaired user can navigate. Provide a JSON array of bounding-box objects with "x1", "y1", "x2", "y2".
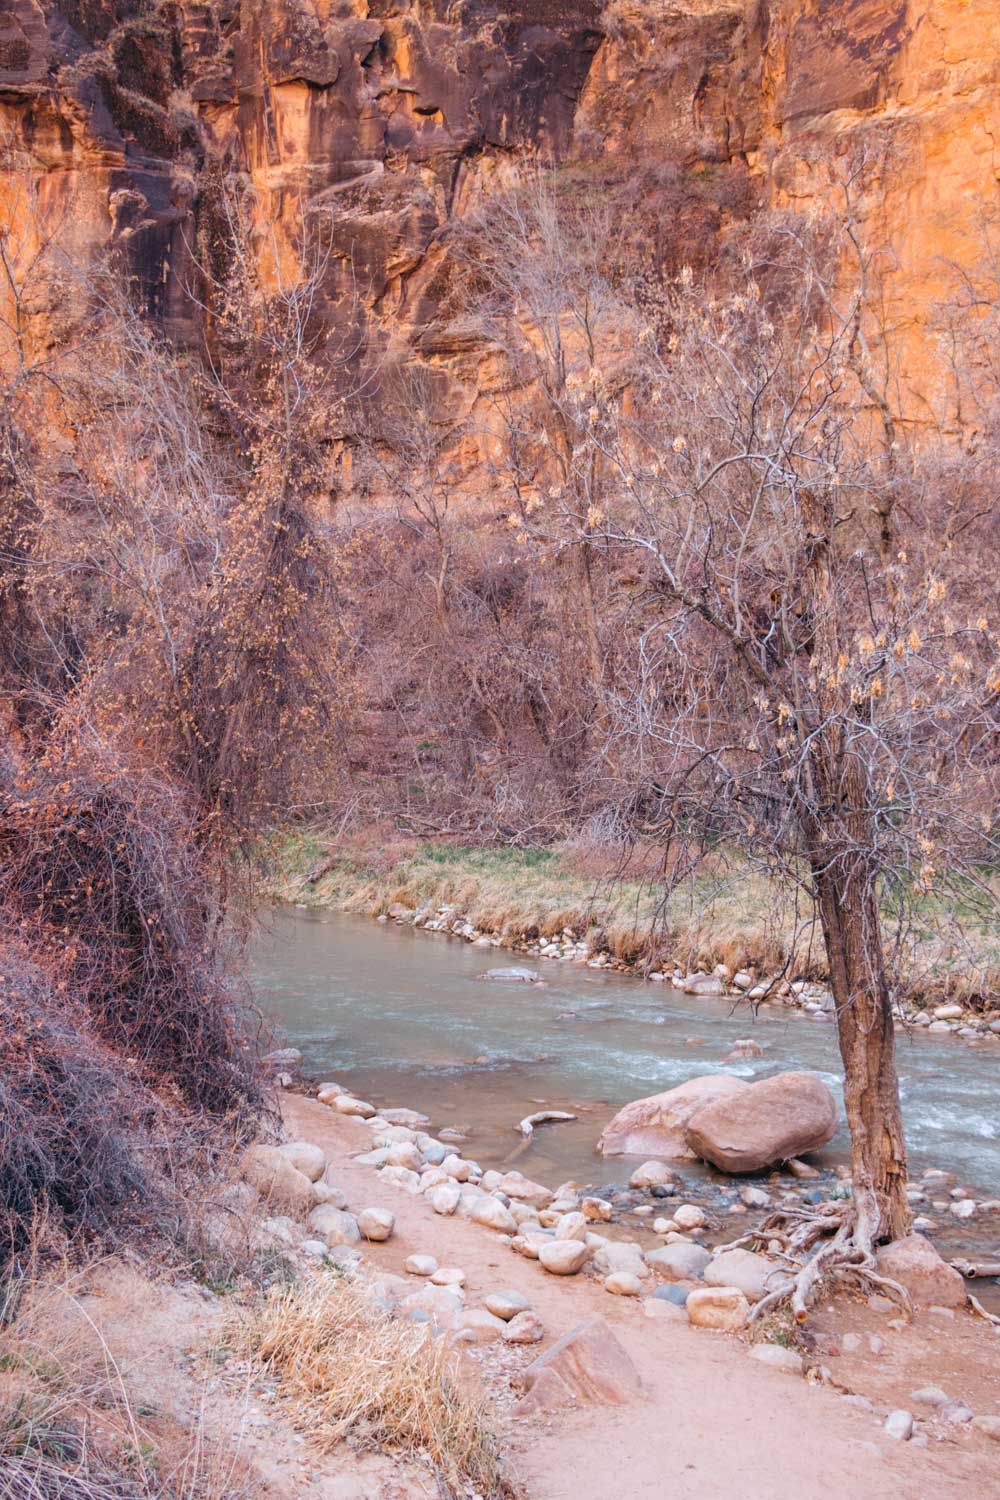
[{"x1": 518, "y1": 1109, "x2": 577, "y2": 1137}]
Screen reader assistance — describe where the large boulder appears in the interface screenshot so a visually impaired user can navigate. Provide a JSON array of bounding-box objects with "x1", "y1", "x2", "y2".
[
  {"x1": 704, "y1": 1249, "x2": 782, "y2": 1304},
  {"x1": 598, "y1": 1075, "x2": 750, "y2": 1158},
  {"x1": 240, "y1": 1145, "x2": 315, "y2": 1216},
  {"x1": 875, "y1": 1234, "x2": 966, "y2": 1309},
  {"x1": 646, "y1": 1242, "x2": 711, "y2": 1282},
  {"x1": 513, "y1": 1319, "x2": 641, "y2": 1414},
  {"x1": 683, "y1": 1071, "x2": 838, "y2": 1172}
]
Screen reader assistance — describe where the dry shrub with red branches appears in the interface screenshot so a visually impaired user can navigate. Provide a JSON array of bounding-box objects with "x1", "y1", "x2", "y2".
[{"x1": 0, "y1": 735, "x2": 265, "y2": 1258}]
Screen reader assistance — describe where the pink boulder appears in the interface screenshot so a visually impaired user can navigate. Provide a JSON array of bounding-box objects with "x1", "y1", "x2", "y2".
[
  {"x1": 875, "y1": 1234, "x2": 966, "y2": 1310},
  {"x1": 684, "y1": 1071, "x2": 838, "y2": 1172},
  {"x1": 598, "y1": 1075, "x2": 750, "y2": 1158}
]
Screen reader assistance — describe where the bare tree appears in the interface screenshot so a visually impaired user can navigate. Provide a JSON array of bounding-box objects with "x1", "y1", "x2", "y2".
[{"x1": 474, "y1": 171, "x2": 999, "y2": 1312}]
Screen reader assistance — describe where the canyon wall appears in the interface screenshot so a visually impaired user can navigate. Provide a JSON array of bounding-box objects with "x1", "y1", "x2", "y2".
[{"x1": 2, "y1": 0, "x2": 998, "y2": 429}]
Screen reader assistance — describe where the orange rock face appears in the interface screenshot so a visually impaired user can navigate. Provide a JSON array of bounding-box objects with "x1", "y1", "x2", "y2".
[{"x1": 2, "y1": 0, "x2": 996, "y2": 431}]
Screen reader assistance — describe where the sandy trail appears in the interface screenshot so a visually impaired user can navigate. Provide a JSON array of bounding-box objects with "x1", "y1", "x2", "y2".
[{"x1": 282, "y1": 1095, "x2": 1000, "y2": 1500}]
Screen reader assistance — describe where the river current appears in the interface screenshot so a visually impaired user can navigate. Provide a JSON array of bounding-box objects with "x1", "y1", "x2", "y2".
[{"x1": 254, "y1": 907, "x2": 1000, "y2": 1204}]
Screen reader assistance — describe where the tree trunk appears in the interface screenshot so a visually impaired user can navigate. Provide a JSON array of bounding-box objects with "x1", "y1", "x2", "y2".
[{"x1": 811, "y1": 849, "x2": 910, "y2": 1244}]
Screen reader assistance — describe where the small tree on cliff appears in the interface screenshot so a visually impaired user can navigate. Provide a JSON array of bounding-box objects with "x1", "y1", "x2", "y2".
[{"x1": 479, "y1": 179, "x2": 999, "y2": 1310}]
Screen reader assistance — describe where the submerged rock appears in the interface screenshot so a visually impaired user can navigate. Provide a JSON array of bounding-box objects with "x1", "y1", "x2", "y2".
[{"x1": 482, "y1": 966, "x2": 542, "y2": 984}]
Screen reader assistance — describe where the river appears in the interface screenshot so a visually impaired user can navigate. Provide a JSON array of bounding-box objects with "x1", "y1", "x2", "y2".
[{"x1": 254, "y1": 907, "x2": 1000, "y2": 1210}]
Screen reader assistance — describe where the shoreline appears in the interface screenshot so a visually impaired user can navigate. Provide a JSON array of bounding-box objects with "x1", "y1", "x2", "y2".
[{"x1": 265, "y1": 833, "x2": 1000, "y2": 1045}]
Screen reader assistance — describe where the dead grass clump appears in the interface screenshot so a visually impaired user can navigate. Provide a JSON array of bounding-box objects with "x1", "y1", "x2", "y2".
[
  {"x1": 231, "y1": 1276, "x2": 513, "y2": 1498},
  {"x1": 0, "y1": 1248, "x2": 264, "y2": 1499}
]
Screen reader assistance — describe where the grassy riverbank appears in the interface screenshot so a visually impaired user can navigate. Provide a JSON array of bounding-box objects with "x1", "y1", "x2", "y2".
[{"x1": 264, "y1": 830, "x2": 1000, "y2": 1009}]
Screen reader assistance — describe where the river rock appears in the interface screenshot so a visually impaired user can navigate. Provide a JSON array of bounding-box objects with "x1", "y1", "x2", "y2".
[
  {"x1": 264, "y1": 1047, "x2": 302, "y2": 1067},
  {"x1": 484, "y1": 967, "x2": 541, "y2": 984},
  {"x1": 317, "y1": 1082, "x2": 347, "y2": 1102},
  {"x1": 260, "y1": 1215, "x2": 301, "y2": 1247},
  {"x1": 538, "y1": 1239, "x2": 590, "y2": 1275},
  {"x1": 357, "y1": 1208, "x2": 394, "y2": 1242},
  {"x1": 385, "y1": 1141, "x2": 423, "y2": 1171},
  {"x1": 591, "y1": 1242, "x2": 650, "y2": 1280},
  {"x1": 646, "y1": 1242, "x2": 711, "y2": 1281},
  {"x1": 311, "y1": 1180, "x2": 347, "y2": 1208},
  {"x1": 599, "y1": 1076, "x2": 750, "y2": 1158},
  {"x1": 373, "y1": 1125, "x2": 418, "y2": 1145},
  {"x1": 629, "y1": 1161, "x2": 678, "y2": 1189},
  {"x1": 513, "y1": 1319, "x2": 641, "y2": 1414},
  {"x1": 875, "y1": 1234, "x2": 966, "y2": 1309},
  {"x1": 605, "y1": 1272, "x2": 643, "y2": 1297},
  {"x1": 379, "y1": 1165, "x2": 423, "y2": 1194},
  {"x1": 673, "y1": 1204, "x2": 706, "y2": 1230},
  {"x1": 307, "y1": 1205, "x2": 361, "y2": 1247},
  {"x1": 683, "y1": 1071, "x2": 838, "y2": 1172},
  {"x1": 405, "y1": 1254, "x2": 438, "y2": 1276},
  {"x1": 470, "y1": 1197, "x2": 519, "y2": 1233},
  {"x1": 453, "y1": 1309, "x2": 506, "y2": 1344},
  {"x1": 643, "y1": 1297, "x2": 686, "y2": 1322},
  {"x1": 554, "y1": 1211, "x2": 588, "y2": 1241},
  {"x1": 431, "y1": 1267, "x2": 466, "y2": 1288},
  {"x1": 504, "y1": 1310, "x2": 545, "y2": 1344},
  {"x1": 748, "y1": 1344, "x2": 804, "y2": 1375},
  {"x1": 884, "y1": 1410, "x2": 914, "y2": 1441},
  {"x1": 485, "y1": 1290, "x2": 531, "y2": 1320},
  {"x1": 682, "y1": 974, "x2": 725, "y2": 996},
  {"x1": 381, "y1": 1108, "x2": 430, "y2": 1127},
  {"x1": 686, "y1": 1286, "x2": 750, "y2": 1332},
  {"x1": 972, "y1": 1416, "x2": 1000, "y2": 1441},
  {"x1": 354, "y1": 1148, "x2": 391, "y2": 1168},
  {"x1": 333, "y1": 1096, "x2": 377, "y2": 1118},
  {"x1": 581, "y1": 1196, "x2": 612, "y2": 1221},
  {"x1": 278, "y1": 1141, "x2": 326, "y2": 1182},
  {"x1": 400, "y1": 1286, "x2": 463, "y2": 1327},
  {"x1": 499, "y1": 1171, "x2": 553, "y2": 1209},
  {"x1": 704, "y1": 1249, "x2": 781, "y2": 1304},
  {"x1": 441, "y1": 1154, "x2": 472, "y2": 1182},
  {"x1": 429, "y1": 1182, "x2": 461, "y2": 1215},
  {"x1": 240, "y1": 1145, "x2": 315, "y2": 1216}
]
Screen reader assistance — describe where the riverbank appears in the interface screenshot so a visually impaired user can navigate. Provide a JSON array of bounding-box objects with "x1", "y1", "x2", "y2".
[
  {"x1": 13, "y1": 1076, "x2": 996, "y2": 1500},
  {"x1": 265, "y1": 830, "x2": 1000, "y2": 1035},
  {"x1": 257, "y1": 1083, "x2": 1000, "y2": 1494}
]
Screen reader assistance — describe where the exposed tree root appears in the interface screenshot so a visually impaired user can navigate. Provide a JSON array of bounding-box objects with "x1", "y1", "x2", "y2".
[
  {"x1": 721, "y1": 1196, "x2": 912, "y2": 1325},
  {"x1": 968, "y1": 1294, "x2": 1000, "y2": 1330}
]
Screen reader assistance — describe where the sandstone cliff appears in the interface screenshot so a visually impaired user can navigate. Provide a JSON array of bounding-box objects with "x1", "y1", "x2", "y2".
[{"x1": 1, "y1": 0, "x2": 997, "y2": 428}]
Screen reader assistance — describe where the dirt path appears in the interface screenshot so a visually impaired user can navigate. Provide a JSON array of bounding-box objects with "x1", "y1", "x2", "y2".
[{"x1": 283, "y1": 1095, "x2": 1000, "y2": 1500}]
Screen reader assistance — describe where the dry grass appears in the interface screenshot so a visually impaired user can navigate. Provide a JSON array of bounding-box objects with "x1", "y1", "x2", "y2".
[
  {"x1": 230, "y1": 1274, "x2": 514, "y2": 1498},
  {"x1": 0, "y1": 1243, "x2": 262, "y2": 1499},
  {"x1": 266, "y1": 830, "x2": 1000, "y2": 1009}
]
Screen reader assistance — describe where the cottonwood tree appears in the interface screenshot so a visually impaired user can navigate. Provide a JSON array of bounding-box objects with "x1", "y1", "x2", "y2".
[{"x1": 478, "y1": 175, "x2": 999, "y2": 1312}]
